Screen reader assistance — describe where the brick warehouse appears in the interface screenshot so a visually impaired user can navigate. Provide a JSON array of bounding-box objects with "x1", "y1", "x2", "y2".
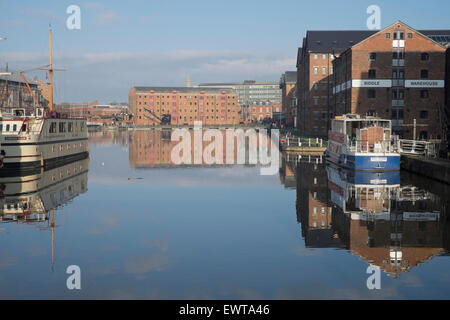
[
  {"x1": 296, "y1": 21, "x2": 450, "y2": 140},
  {"x1": 297, "y1": 30, "x2": 376, "y2": 138},
  {"x1": 333, "y1": 21, "x2": 450, "y2": 140},
  {"x1": 129, "y1": 87, "x2": 241, "y2": 126},
  {"x1": 279, "y1": 71, "x2": 297, "y2": 127}
]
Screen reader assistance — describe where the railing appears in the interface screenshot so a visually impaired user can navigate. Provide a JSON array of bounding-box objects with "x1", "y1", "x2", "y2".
[
  {"x1": 396, "y1": 139, "x2": 439, "y2": 158},
  {"x1": 280, "y1": 136, "x2": 324, "y2": 148},
  {"x1": 347, "y1": 140, "x2": 394, "y2": 154}
]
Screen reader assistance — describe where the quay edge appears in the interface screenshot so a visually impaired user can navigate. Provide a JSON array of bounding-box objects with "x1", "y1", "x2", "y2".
[{"x1": 401, "y1": 155, "x2": 450, "y2": 185}]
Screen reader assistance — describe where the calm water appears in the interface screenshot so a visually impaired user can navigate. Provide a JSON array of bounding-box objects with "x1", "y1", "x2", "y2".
[{"x1": 1, "y1": 129, "x2": 450, "y2": 299}]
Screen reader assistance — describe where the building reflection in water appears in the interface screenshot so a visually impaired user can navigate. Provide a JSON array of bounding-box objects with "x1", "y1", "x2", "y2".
[
  {"x1": 288, "y1": 155, "x2": 450, "y2": 277},
  {"x1": 0, "y1": 158, "x2": 89, "y2": 269},
  {"x1": 128, "y1": 129, "x2": 279, "y2": 169},
  {"x1": 88, "y1": 129, "x2": 450, "y2": 278}
]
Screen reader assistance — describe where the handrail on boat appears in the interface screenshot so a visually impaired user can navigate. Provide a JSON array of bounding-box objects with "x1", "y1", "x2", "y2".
[{"x1": 347, "y1": 139, "x2": 393, "y2": 154}]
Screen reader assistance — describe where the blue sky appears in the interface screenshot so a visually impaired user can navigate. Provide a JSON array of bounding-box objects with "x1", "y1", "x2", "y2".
[{"x1": 1, "y1": 0, "x2": 449, "y2": 103}]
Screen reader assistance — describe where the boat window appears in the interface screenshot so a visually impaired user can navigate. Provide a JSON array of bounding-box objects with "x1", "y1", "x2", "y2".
[
  {"x1": 6, "y1": 124, "x2": 10, "y2": 132},
  {"x1": 13, "y1": 124, "x2": 17, "y2": 131},
  {"x1": 21, "y1": 124, "x2": 27, "y2": 132},
  {"x1": 0, "y1": 124, "x2": 2, "y2": 131},
  {"x1": 49, "y1": 122, "x2": 57, "y2": 133},
  {"x1": 68, "y1": 122, "x2": 73, "y2": 132},
  {"x1": 59, "y1": 122, "x2": 66, "y2": 133}
]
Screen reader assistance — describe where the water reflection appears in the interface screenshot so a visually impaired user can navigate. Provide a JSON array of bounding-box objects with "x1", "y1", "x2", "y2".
[
  {"x1": 128, "y1": 129, "x2": 279, "y2": 168},
  {"x1": 1, "y1": 130, "x2": 450, "y2": 298},
  {"x1": 0, "y1": 158, "x2": 89, "y2": 269},
  {"x1": 293, "y1": 156, "x2": 450, "y2": 277}
]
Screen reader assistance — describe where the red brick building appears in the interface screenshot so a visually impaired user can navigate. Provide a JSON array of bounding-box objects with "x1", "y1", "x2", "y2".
[
  {"x1": 129, "y1": 87, "x2": 241, "y2": 126},
  {"x1": 279, "y1": 71, "x2": 297, "y2": 127},
  {"x1": 296, "y1": 30, "x2": 377, "y2": 138},
  {"x1": 296, "y1": 22, "x2": 450, "y2": 140},
  {"x1": 247, "y1": 103, "x2": 281, "y2": 123},
  {"x1": 333, "y1": 21, "x2": 449, "y2": 140}
]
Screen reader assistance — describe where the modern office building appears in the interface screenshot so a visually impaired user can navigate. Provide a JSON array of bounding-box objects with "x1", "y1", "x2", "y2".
[
  {"x1": 197, "y1": 80, "x2": 282, "y2": 122},
  {"x1": 198, "y1": 80, "x2": 282, "y2": 105}
]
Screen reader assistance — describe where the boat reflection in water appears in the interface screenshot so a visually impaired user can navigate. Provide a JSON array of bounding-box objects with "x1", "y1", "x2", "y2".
[
  {"x1": 0, "y1": 158, "x2": 89, "y2": 269},
  {"x1": 294, "y1": 158, "x2": 449, "y2": 277}
]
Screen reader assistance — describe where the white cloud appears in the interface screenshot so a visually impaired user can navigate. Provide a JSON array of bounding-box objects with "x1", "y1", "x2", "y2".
[{"x1": 0, "y1": 49, "x2": 295, "y2": 102}]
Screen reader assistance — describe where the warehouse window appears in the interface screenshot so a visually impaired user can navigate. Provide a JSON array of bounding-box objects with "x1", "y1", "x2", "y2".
[
  {"x1": 368, "y1": 69, "x2": 376, "y2": 79},
  {"x1": 393, "y1": 52, "x2": 404, "y2": 59},
  {"x1": 368, "y1": 90, "x2": 376, "y2": 98},
  {"x1": 420, "y1": 90, "x2": 429, "y2": 98},
  {"x1": 386, "y1": 33, "x2": 390, "y2": 39},
  {"x1": 420, "y1": 110, "x2": 428, "y2": 119},
  {"x1": 369, "y1": 53, "x2": 376, "y2": 61},
  {"x1": 421, "y1": 69, "x2": 429, "y2": 79},
  {"x1": 421, "y1": 53, "x2": 429, "y2": 61}
]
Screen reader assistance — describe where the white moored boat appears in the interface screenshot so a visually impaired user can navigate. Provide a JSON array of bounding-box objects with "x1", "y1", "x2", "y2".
[
  {"x1": 326, "y1": 114, "x2": 400, "y2": 171},
  {"x1": 0, "y1": 108, "x2": 88, "y2": 171},
  {"x1": 0, "y1": 28, "x2": 88, "y2": 172}
]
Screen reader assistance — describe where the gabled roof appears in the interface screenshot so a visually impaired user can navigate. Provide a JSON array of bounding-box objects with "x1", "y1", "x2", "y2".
[
  {"x1": 349, "y1": 20, "x2": 450, "y2": 50},
  {"x1": 299, "y1": 22, "x2": 450, "y2": 61},
  {"x1": 303, "y1": 30, "x2": 377, "y2": 53}
]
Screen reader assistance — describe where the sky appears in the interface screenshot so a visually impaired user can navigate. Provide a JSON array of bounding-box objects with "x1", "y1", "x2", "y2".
[{"x1": 1, "y1": 0, "x2": 450, "y2": 103}]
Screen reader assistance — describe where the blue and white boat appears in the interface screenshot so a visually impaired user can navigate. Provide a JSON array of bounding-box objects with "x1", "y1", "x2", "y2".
[{"x1": 326, "y1": 114, "x2": 400, "y2": 171}]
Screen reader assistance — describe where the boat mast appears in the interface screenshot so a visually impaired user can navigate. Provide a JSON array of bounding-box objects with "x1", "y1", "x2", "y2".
[{"x1": 49, "y1": 26, "x2": 53, "y2": 112}]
